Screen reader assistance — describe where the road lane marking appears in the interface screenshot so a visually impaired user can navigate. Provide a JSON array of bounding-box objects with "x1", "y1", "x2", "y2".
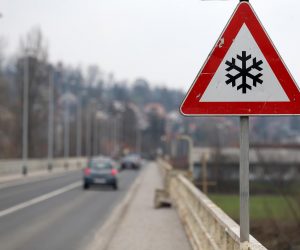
[{"x1": 0, "y1": 181, "x2": 81, "y2": 218}]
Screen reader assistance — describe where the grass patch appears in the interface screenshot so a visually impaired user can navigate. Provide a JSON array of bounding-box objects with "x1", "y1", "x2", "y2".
[{"x1": 209, "y1": 194, "x2": 300, "y2": 221}]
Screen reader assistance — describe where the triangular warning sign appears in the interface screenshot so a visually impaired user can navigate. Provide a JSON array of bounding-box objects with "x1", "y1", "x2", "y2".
[{"x1": 180, "y1": 2, "x2": 300, "y2": 116}]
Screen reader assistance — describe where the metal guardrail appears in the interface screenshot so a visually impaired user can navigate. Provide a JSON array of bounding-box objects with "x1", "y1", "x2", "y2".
[{"x1": 157, "y1": 159, "x2": 267, "y2": 250}]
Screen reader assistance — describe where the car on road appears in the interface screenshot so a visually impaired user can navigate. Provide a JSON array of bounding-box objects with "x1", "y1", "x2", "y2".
[
  {"x1": 83, "y1": 157, "x2": 119, "y2": 190},
  {"x1": 121, "y1": 154, "x2": 141, "y2": 170}
]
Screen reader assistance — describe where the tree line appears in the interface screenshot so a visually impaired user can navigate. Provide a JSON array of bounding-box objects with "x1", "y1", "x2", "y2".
[{"x1": 0, "y1": 28, "x2": 183, "y2": 159}]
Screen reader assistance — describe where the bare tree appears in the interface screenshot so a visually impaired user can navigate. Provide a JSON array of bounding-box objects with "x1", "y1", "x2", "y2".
[{"x1": 19, "y1": 27, "x2": 48, "y2": 62}]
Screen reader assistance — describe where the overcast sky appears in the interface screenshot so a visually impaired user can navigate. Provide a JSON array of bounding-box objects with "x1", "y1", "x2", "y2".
[{"x1": 1, "y1": 0, "x2": 299, "y2": 90}]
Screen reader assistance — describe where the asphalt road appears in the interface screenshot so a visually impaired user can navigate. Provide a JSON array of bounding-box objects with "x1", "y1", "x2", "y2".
[{"x1": 0, "y1": 168, "x2": 141, "y2": 250}]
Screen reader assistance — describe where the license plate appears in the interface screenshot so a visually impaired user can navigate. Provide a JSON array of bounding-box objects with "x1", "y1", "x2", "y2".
[{"x1": 94, "y1": 178, "x2": 106, "y2": 184}]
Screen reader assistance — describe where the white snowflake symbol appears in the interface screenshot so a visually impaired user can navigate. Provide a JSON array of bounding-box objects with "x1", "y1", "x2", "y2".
[{"x1": 225, "y1": 51, "x2": 263, "y2": 94}]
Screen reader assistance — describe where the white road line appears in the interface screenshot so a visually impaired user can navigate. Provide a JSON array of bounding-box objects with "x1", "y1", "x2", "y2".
[{"x1": 0, "y1": 181, "x2": 81, "y2": 218}]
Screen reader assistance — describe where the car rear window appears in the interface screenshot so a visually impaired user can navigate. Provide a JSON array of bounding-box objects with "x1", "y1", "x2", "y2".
[
  {"x1": 89, "y1": 161, "x2": 112, "y2": 169},
  {"x1": 125, "y1": 155, "x2": 137, "y2": 160}
]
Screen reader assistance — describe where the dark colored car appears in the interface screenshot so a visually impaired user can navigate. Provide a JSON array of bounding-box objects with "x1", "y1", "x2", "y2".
[
  {"x1": 83, "y1": 157, "x2": 119, "y2": 190},
  {"x1": 121, "y1": 154, "x2": 141, "y2": 170}
]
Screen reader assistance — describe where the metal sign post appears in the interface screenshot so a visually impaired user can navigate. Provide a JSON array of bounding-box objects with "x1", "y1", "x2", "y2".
[
  {"x1": 240, "y1": 116, "x2": 249, "y2": 242},
  {"x1": 239, "y1": 0, "x2": 249, "y2": 244}
]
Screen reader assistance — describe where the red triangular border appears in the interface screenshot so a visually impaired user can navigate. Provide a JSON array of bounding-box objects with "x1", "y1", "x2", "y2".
[{"x1": 180, "y1": 2, "x2": 300, "y2": 116}]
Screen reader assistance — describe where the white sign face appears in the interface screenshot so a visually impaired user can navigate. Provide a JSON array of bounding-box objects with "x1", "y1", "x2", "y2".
[{"x1": 200, "y1": 24, "x2": 289, "y2": 102}]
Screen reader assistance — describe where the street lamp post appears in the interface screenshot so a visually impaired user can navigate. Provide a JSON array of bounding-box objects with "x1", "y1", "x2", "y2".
[
  {"x1": 59, "y1": 90, "x2": 76, "y2": 169},
  {"x1": 109, "y1": 118, "x2": 116, "y2": 158},
  {"x1": 64, "y1": 99, "x2": 70, "y2": 169},
  {"x1": 93, "y1": 110, "x2": 107, "y2": 157},
  {"x1": 76, "y1": 94, "x2": 82, "y2": 167},
  {"x1": 86, "y1": 103, "x2": 91, "y2": 159},
  {"x1": 93, "y1": 112, "x2": 98, "y2": 157},
  {"x1": 22, "y1": 56, "x2": 29, "y2": 175},
  {"x1": 113, "y1": 117, "x2": 118, "y2": 157},
  {"x1": 177, "y1": 135, "x2": 194, "y2": 174},
  {"x1": 160, "y1": 135, "x2": 171, "y2": 161},
  {"x1": 136, "y1": 128, "x2": 141, "y2": 155},
  {"x1": 47, "y1": 69, "x2": 54, "y2": 171},
  {"x1": 86, "y1": 99, "x2": 97, "y2": 160},
  {"x1": 104, "y1": 119, "x2": 110, "y2": 156}
]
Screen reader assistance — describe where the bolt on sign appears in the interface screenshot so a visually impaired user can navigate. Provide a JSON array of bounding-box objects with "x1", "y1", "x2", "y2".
[{"x1": 180, "y1": 2, "x2": 300, "y2": 116}]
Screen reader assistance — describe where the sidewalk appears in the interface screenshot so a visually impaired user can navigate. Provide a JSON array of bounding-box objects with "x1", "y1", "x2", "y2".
[{"x1": 104, "y1": 162, "x2": 191, "y2": 250}]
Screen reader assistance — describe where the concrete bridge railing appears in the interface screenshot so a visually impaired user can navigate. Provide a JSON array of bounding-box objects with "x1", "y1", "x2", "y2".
[
  {"x1": 158, "y1": 159, "x2": 267, "y2": 250},
  {"x1": 0, "y1": 157, "x2": 87, "y2": 176}
]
